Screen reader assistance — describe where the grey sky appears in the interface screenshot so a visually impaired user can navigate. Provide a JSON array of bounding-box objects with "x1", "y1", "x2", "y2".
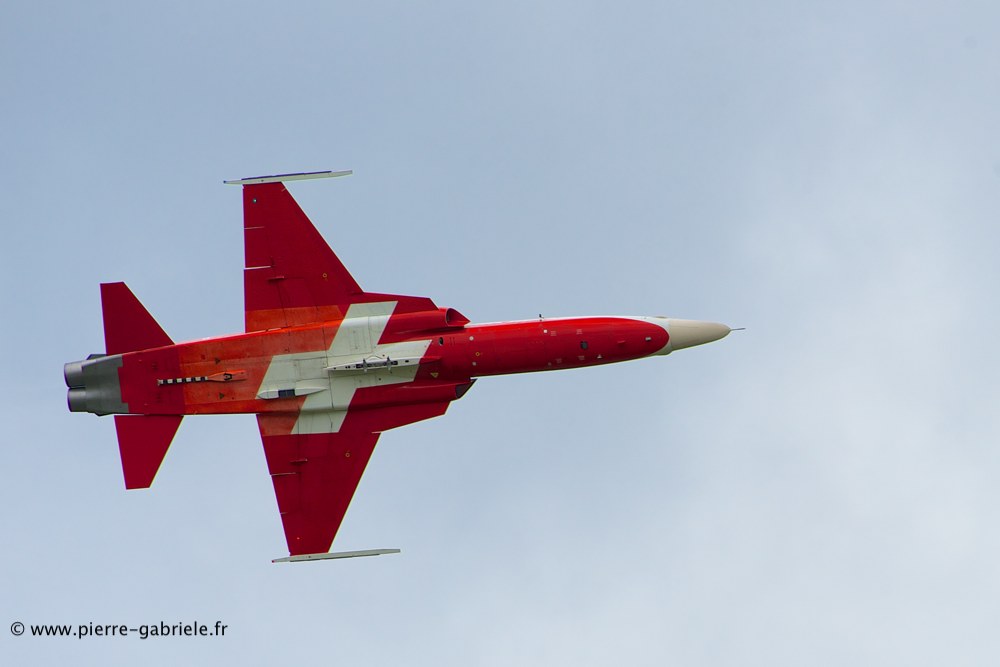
[{"x1": 3, "y1": 1, "x2": 999, "y2": 664}]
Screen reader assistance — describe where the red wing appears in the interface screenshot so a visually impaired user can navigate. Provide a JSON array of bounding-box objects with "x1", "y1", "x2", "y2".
[
  {"x1": 258, "y1": 402, "x2": 451, "y2": 557},
  {"x1": 258, "y1": 418, "x2": 379, "y2": 557},
  {"x1": 240, "y1": 181, "x2": 436, "y2": 331}
]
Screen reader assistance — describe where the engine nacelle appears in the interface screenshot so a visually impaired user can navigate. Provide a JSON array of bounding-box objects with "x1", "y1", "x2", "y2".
[
  {"x1": 63, "y1": 354, "x2": 128, "y2": 416},
  {"x1": 348, "y1": 379, "x2": 476, "y2": 410},
  {"x1": 385, "y1": 307, "x2": 470, "y2": 335}
]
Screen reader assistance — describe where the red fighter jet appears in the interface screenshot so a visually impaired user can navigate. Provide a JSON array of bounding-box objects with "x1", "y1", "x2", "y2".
[{"x1": 65, "y1": 171, "x2": 731, "y2": 562}]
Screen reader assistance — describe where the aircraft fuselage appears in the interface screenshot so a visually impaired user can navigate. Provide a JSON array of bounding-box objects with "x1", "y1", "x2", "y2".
[{"x1": 67, "y1": 313, "x2": 727, "y2": 421}]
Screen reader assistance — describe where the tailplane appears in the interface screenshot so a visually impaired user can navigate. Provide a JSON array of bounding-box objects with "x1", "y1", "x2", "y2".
[
  {"x1": 99, "y1": 283, "x2": 180, "y2": 488},
  {"x1": 101, "y1": 282, "x2": 173, "y2": 354},
  {"x1": 65, "y1": 283, "x2": 175, "y2": 415},
  {"x1": 114, "y1": 415, "x2": 183, "y2": 489}
]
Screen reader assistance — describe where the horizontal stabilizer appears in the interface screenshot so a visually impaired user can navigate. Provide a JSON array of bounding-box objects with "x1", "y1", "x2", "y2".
[
  {"x1": 114, "y1": 415, "x2": 183, "y2": 489},
  {"x1": 101, "y1": 282, "x2": 173, "y2": 355}
]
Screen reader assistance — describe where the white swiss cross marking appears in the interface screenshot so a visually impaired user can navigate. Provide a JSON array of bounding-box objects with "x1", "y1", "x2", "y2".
[{"x1": 257, "y1": 302, "x2": 432, "y2": 434}]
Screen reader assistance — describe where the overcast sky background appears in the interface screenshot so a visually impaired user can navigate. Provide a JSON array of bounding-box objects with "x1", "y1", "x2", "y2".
[{"x1": 3, "y1": 1, "x2": 1000, "y2": 664}]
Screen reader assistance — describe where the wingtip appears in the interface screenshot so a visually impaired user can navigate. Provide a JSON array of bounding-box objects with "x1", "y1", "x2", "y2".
[
  {"x1": 224, "y1": 170, "x2": 353, "y2": 185},
  {"x1": 272, "y1": 548, "x2": 401, "y2": 563}
]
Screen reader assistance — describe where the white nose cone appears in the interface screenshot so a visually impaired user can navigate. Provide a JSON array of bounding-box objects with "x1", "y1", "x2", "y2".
[{"x1": 666, "y1": 319, "x2": 731, "y2": 351}]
